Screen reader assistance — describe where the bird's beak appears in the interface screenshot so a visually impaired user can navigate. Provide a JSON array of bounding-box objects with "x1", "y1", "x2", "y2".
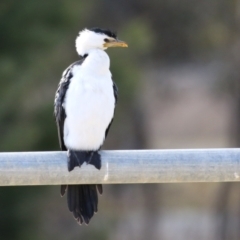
[{"x1": 104, "y1": 39, "x2": 128, "y2": 48}]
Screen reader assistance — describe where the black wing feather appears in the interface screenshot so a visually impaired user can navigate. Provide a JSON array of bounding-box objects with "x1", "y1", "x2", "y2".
[
  {"x1": 105, "y1": 81, "x2": 118, "y2": 138},
  {"x1": 54, "y1": 59, "x2": 85, "y2": 150},
  {"x1": 113, "y1": 81, "x2": 118, "y2": 105}
]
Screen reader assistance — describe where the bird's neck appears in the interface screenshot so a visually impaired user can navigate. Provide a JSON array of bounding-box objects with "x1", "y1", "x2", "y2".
[{"x1": 81, "y1": 49, "x2": 110, "y2": 75}]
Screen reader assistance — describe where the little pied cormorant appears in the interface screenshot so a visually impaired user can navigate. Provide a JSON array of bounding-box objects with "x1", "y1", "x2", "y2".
[{"x1": 54, "y1": 28, "x2": 128, "y2": 225}]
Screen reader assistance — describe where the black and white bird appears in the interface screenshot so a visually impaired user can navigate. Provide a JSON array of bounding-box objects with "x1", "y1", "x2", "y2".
[{"x1": 54, "y1": 28, "x2": 127, "y2": 225}]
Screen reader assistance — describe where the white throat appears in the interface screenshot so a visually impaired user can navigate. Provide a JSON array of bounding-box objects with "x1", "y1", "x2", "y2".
[{"x1": 81, "y1": 49, "x2": 110, "y2": 75}]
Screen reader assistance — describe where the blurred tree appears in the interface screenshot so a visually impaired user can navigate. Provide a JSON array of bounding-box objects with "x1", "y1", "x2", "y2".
[{"x1": 214, "y1": 1, "x2": 240, "y2": 240}]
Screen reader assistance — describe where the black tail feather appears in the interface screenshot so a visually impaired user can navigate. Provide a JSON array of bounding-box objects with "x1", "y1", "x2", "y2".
[
  {"x1": 60, "y1": 185, "x2": 67, "y2": 197},
  {"x1": 64, "y1": 184, "x2": 101, "y2": 225},
  {"x1": 61, "y1": 150, "x2": 102, "y2": 225},
  {"x1": 97, "y1": 184, "x2": 103, "y2": 194}
]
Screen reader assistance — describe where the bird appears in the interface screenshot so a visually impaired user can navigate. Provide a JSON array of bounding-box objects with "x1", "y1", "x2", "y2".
[{"x1": 54, "y1": 28, "x2": 128, "y2": 225}]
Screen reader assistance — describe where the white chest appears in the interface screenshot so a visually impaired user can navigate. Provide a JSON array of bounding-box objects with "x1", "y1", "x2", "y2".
[{"x1": 63, "y1": 65, "x2": 115, "y2": 150}]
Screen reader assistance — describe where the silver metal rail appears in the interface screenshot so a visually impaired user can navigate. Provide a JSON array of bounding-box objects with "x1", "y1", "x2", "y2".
[{"x1": 0, "y1": 149, "x2": 240, "y2": 186}]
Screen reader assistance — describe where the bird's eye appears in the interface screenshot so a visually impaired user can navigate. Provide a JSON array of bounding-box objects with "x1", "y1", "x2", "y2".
[{"x1": 104, "y1": 38, "x2": 110, "y2": 43}]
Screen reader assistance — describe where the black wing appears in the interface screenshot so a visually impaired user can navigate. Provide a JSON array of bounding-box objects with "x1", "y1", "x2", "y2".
[
  {"x1": 113, "y1": 81, "x2": 118, "y2": 105},
  {"x1": 105, "y1": 81, "x2": 118, "y2": 138},
  {"x1": 54, "y1": 59, "x2": 85, "y2": 150}
]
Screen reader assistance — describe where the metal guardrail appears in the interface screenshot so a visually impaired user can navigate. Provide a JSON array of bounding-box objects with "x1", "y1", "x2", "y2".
[{"x1": 0, "y1": 149, "x2": 240, "y2": 186}]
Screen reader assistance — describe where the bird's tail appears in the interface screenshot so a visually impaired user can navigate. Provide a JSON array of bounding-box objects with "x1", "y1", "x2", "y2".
[
  {"x1": 61, "y1": 184, "x2": 103, "y2": 225},
  {"x1": 61, "y1": 150, "x2": 102, "y2": 225}
]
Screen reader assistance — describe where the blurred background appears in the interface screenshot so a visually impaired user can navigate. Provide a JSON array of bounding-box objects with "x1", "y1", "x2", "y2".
[{"x1": 0, "y1": 1, "x2": 240, "y2": 239}]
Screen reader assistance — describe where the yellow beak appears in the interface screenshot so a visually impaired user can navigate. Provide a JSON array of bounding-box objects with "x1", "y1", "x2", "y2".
[{"x1": 103, "y1": 39, "x2": 128, "y2": 48}]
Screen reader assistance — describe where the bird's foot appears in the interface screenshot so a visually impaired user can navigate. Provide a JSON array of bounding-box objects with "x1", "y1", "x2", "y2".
[
  {"x1": 87, "y1": 151, "x2": 101, "y2": 170},
  {"x1": 67, "y1": 150, "x2": 101, "y2": 171}
]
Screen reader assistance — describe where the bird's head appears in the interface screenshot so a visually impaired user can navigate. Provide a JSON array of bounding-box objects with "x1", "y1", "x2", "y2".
[{"x1": 75, "y1": 28, "x2": 128, "y2": 56}]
